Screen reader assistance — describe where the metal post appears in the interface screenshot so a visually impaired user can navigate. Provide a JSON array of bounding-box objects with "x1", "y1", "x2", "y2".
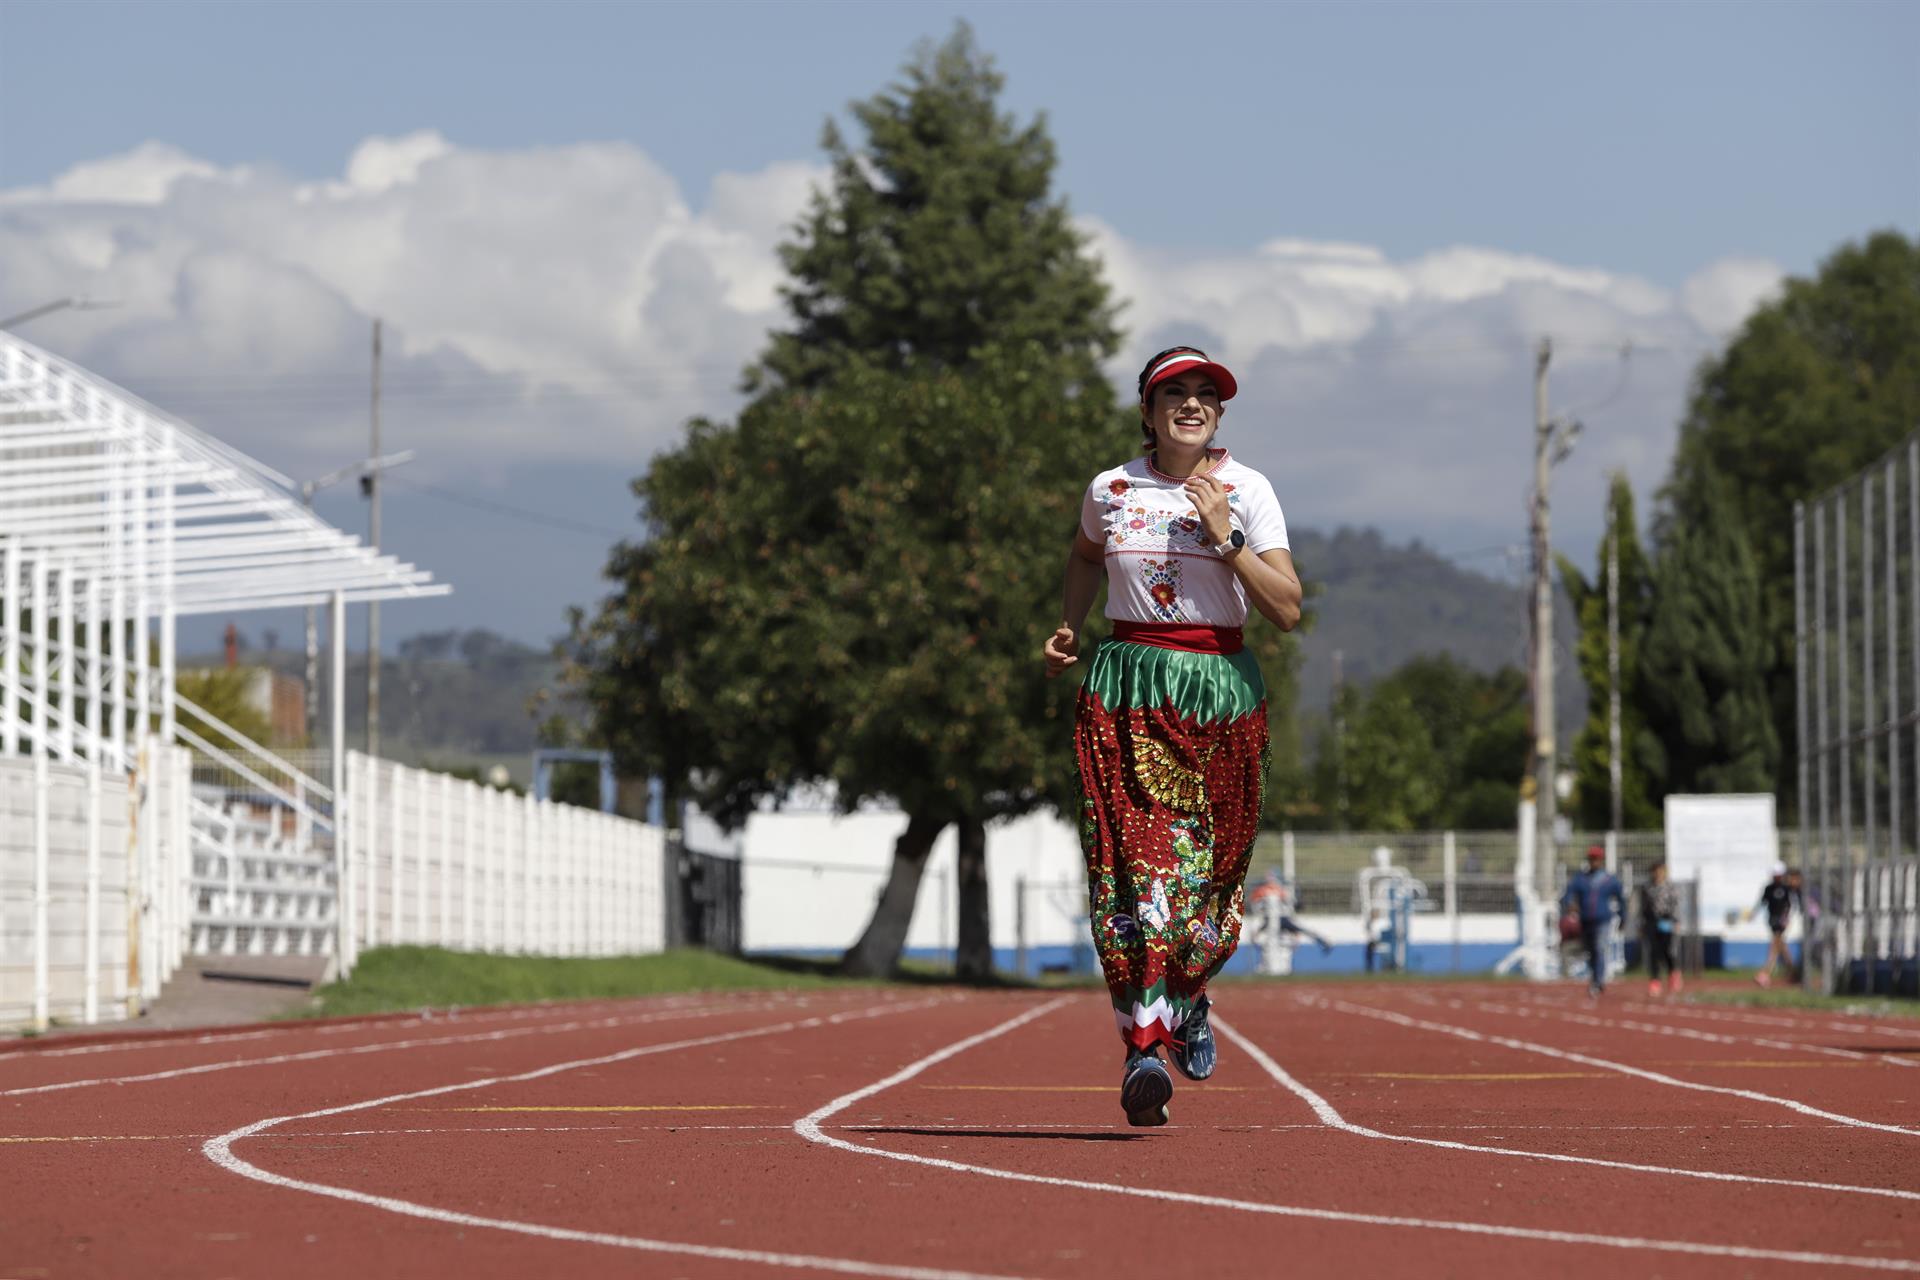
[
  {"x1": 1532, "y1": 338, "x2": 1559, "y2": 901},
  {"x1": 31, "y1": 557, "x2": 51, "y2": 1032},
  {"x1": 84, "y1": 576, "x2": 102, "y2": 1023},
  {"x1": 2, "y1": 541, "x2": 17, "y2": 754},
  {"x1": 1, "y1": 543, "x2": 13, "y2": 755},
  {"x1": 1282, "y1": 829, "x2": 1297, "y2": 887},
  {"x1": 1444, "y1": 830, "x2": 1459, "y2": 971},
  {"x1": 390, "y1": 761, "x2": 405, "y2": 944},
  {"x1": 55, "y1": 564, "x2": 74, "y2": 762},
  {"x1": 1014, "y1": 873, "x2": 1028, "y2": 978},
  {"x1": 330, "y1": 590, "x2": 352, "y2": 970},
  {"x1": 1862, "y1": 479, "x2": 1879, "y2": 971},
  {"x1": 1607, "y1": 492, "x2": 1622, "y2": 836},
  {"x1": 366, "y1": 318, "x2": 383, "y2": 759}
]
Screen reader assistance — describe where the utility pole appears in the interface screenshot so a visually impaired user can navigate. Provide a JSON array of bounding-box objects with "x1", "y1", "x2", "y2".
[
  {"x1": 1532, "y1": 339, "x2": 1557, "y2": 874},
  {"x1": 300, "y1": 449, "x2": 413, "y2": 750},
  {"x1": 1607, "y1": 486, "x2": 1623, "y2": 836},
  {"x1": 365, "y1": 318, "x2": 383, "y2": 759},
  {"x1": 1530, "y1": 338, "x2": 1582, "y2": 900},
  {"x1": 1332, "y1": 647, "x2": 1348, "y2": 830}
]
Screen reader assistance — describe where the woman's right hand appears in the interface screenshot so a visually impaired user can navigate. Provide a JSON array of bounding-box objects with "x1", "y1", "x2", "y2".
[{"x1": 1043, "y1": 625, "x2": 1079, "y2": 678}]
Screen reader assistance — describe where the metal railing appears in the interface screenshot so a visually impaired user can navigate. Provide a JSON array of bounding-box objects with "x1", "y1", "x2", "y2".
[{"x1": 1795, "y1": 431, "x2": 1920, "y2": 996}]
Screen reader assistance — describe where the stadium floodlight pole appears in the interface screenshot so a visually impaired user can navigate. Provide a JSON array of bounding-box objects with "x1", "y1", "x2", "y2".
[
  {"x1": 300, "y1": 447, "x2": 414, "y2": 751},
  {"x1": 0, "y1": 296, "x2": 121, "y2": 330}
]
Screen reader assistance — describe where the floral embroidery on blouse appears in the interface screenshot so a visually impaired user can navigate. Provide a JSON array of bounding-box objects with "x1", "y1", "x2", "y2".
[{"x1": 1140, "y1": 556, "x2": 1185, "y2": 622}]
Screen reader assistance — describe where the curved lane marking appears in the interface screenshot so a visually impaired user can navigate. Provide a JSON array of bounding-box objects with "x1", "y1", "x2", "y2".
[
  {"x1": 1319, "y1": 997, "x2": 1920, "y2": 1138},
  {"x1": 201, "y1": 997, "x2": 1023, "y2": 1280},
  {"x1": 1211, "y1": 1014, "x2": 1920, "y2": 1202},
  {"x1": 793, "y1": 997, "x2": 1920, "y2": 1272}
]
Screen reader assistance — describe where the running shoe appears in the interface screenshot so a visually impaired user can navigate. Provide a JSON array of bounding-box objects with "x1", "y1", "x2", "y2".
[
  {"x1": 1121, "y1": 1051, "x2": 1173, "y2": 1127},
  {"x1": 1172, "y1": 995, "x2": 1217, "y2": 1081},
  {"x1": 1647, "y1": 978, "x2": 1662, "y2": 998}
]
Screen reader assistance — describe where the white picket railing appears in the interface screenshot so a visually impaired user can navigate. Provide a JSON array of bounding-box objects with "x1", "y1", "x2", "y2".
[{"x1": 336, "y1": 752, "x2": 666, "y2": 969}]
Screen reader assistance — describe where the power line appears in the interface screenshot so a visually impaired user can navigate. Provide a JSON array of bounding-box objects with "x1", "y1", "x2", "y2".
[{"x1": 384, "y1": 474, "x2": 631, "y2": 541}]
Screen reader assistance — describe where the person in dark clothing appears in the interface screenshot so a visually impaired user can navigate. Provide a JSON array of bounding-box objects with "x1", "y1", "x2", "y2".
[
  {"x1": 1748, "y1": 862, "x2": 1800, "y2": 987},
  {"x1": 1560, "y1": 845, "x2": 1625, "y2": 997},
  {"x1": 1637, "y1": 860, "x2": 1681, "y2": 997}
]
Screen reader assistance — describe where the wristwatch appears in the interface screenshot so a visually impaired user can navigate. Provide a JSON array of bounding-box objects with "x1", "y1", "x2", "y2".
[{"x1": 1211, "y1": 529, "x2": 1245, "y2": 557}]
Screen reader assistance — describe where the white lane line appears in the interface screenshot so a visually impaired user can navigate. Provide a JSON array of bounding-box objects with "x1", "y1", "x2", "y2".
[
  {"x1": 792, "y1": 998, "x2": 1920, "y2": 1272},
  {"x1": 1515, "y1": 993, "x2": 1920, "y2": 1042},
  {"x1": 2, "y1": 996, "x2": 820, "y2": 1098},
  {"x1": 203, "y1": 996, "x2": 1021, "y2": 1280},
  {"x1": 1469, "y1": 998, "x2": 1918, "y2": 1069},
  {"x1": 0, "y1": 992, "x2": 767, "y2": 1062},
  {"x1": 1211, "y1": 1014, "x2": 1920, "y2": 1203},
  {"x1": 1319, "y1": 997, "x2": 1920, "y2": 1138}
]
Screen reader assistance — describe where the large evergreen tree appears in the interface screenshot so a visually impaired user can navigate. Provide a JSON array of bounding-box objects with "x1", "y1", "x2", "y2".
[
  {"x1": 1557, "y1": 474, "x2": 1659, "y2": 828},
  {"x1": 568, "y1": 27, "x2": 1164, "y2": 978},
  {"x1": 1639, "y1": 468, "x2": 1779, "y2": 794},
  {"x1": 1661, "y1": 230, "x2": 1920, "y2": 789}
]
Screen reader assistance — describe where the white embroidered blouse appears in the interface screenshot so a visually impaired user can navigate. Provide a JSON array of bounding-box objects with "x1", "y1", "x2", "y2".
[{"x1": 1077, "y1": 449, "x2": 1290, "y2": 628}]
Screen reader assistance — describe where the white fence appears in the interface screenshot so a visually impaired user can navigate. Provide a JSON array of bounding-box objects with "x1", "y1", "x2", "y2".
[
  {"x1": 336, "y1": 752, "x2": 666, "y2": 969},
  {"x1": 0, "y1": 746, "x2": 196, "y2": 1028}
]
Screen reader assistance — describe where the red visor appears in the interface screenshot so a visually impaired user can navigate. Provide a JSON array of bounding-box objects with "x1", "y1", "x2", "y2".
[{"x1": 1141, "y1": 350, "x2": 1238, "y2": 403}]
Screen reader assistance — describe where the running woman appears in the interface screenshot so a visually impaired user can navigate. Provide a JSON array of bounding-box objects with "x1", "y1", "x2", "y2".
[
  {"x1": 1043, "y1": 346, "x2": 1302, "y2": 1126},
  {"x1": 1749, "y1": 861, "x2": 1800, "y2": 986}
]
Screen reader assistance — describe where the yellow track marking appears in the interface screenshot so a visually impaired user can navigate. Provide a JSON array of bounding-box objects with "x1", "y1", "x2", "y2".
[
  {"x1": 1357, "y1": 1072, "x2": 1605, "y2": 1081},
  {"x1": 1652, "y1": 1059, "x2": 1858, "y2": 1070},
  {"x1": 426, "y1": 1105, "x2": 765, "y2": 1113},
  {"x1": 0, "y1": 1133, "x2": 194, "y2": 1144},
  {"x1": 919, "y1": 1084, "x2": 1254, "y2": 1093}
]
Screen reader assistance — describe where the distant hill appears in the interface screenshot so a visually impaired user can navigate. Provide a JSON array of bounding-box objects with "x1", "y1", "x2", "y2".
[
  {"x1": 1288, "y1": 527, "x2": 1586, "y2": 728},
  {"x1": 190, "y1": 628, "x2": 570, "y2": 782},
  {"x1": 198, "y1": 535, "x2": 1591, "y2": 774}
]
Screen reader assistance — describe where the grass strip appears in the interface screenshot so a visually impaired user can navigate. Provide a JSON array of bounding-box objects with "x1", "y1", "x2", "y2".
[{"x1": 296, "y1": 946, "x2": 858, "y2": 1019}]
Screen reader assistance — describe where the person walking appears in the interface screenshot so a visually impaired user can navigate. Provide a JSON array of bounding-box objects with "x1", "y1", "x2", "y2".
[
  {"x1": 1560, "y1": 845, "x2": 1625, "y2": 998},
  {"x1": 1043, "y1": 346, "x2": 1302, "y2": 1126},
  {"x1": 1749, "y1": 862, "x2": 1800, "y2": 986},
  {"x1": 1637, "y1": 859, "x2": 1681, "y2": 997}
]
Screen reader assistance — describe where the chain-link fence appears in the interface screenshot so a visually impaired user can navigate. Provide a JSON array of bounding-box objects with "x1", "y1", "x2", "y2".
[{"x1": 1796, "y1": 434, "x2": 1920, "y2": 996}]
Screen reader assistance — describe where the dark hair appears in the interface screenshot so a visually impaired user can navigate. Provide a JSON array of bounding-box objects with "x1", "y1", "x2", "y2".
[{"x1": 1135, "y1": 345, "x2": 1209, "y2": 454}]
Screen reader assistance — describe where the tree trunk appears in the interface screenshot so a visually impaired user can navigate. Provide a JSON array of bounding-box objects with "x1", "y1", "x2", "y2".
[
  {"x1": 839, "y1": 810, "x2": 947, "y2": 977},
  {"x1": 954, "y1": 814, "x2": 992, "y2": 981}
]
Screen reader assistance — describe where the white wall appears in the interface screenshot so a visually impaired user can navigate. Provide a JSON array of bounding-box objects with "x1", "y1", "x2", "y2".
[
  {"x1": 737, "y1": 808, "x2": 1087, "y2": 955},
  {"x1": 0, "y1": 756, "x2": 135, "y2": 1026}
]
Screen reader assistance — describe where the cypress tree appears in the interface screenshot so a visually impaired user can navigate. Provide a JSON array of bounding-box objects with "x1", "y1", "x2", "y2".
[
  {"x1": 1557, "y1": 474, "x2": 1659, "y2": 828},
  {"x1": 1639, "y1": 468, "x2": 1779, "y2": 795}
]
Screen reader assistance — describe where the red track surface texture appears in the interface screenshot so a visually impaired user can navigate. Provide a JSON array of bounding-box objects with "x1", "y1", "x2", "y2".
[{"x1": 5, "y1": 981, "x2": 1919, "y2": 1278}]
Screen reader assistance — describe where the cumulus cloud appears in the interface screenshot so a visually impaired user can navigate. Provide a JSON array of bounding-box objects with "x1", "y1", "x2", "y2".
[{"x1": 0, "y1": 134, "x2": 1784, "y2": 575}]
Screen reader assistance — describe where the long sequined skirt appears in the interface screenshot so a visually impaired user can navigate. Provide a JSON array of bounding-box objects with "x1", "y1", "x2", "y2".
[{"x1": 1073, "y1": 636, "x2": 1268, "y2": 1052}]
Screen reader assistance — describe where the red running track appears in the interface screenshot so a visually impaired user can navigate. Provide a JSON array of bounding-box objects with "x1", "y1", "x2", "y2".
[{"x1": 4, "y1": 980, "x2": 1919, "y2": 1278}]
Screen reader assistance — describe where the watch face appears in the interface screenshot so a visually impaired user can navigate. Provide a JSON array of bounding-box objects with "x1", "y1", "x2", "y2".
[{"x1": 1230, "y1": 529, "x2": 1245, "y2": 548}]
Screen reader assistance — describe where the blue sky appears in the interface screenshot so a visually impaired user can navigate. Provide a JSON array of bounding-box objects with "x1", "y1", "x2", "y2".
[
  {"x1": 2, "y1": 0, "x2": 1915, "y2": 658},
  {"x1": 8, "y1": 0, "x2": 1912, "y2": 282}
]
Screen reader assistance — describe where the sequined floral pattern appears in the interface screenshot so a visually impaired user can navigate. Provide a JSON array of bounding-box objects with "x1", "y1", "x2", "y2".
[{"x1": 1075, "y1": 641, "x2": 1267, "y2": 1054}]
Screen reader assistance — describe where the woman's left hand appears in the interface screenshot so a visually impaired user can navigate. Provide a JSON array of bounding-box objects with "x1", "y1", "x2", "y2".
[{"x1": 1183, "y1": 471, "x2": 1233, "y2": 545}]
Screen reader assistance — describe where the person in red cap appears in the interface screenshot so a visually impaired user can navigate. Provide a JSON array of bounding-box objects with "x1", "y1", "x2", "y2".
[
  {"x1": 1042, "y1": 345, "x2": 1302, "y2": 1126},
  {"x1": 1560, "y1": 845, "x2": 1625, "y2": 998}
]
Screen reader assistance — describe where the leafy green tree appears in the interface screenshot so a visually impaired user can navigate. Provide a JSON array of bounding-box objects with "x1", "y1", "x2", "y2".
[
  {"x1": 1557, "y1": 474, "x2": 1660, "y2": 829},
  {"x1": 1308, "y1": 655, "x2": 1526, "y2": 831},
  {"x1": 569, "y1": 24, "x2": 1177, "y2": 983},
  {"x1": 1662, "y1": 230, "x2": 1920, "y2": 789},
  {"x1": 1640, "y1": 467, "x2": 1779, "y2": 793},
  {"x1": 753, "y1": 25, "x2": 1116, "y2": 391},
  {"x1": 175, "y1": 668, "x2": 275, "y2": 752}
]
